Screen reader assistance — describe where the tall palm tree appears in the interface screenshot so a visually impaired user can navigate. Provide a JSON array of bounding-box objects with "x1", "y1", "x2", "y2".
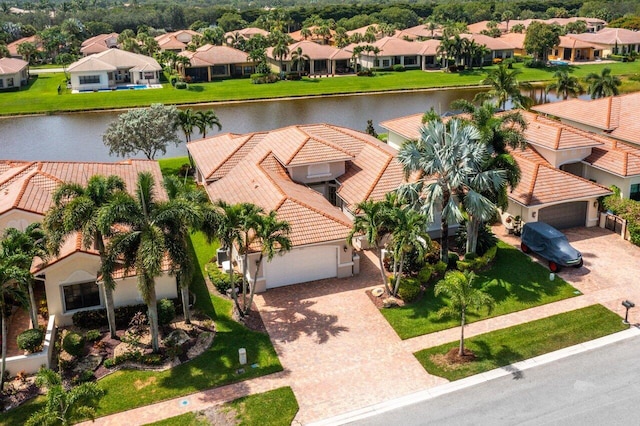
[
  {"x1": 397, "y1": 119, "x2": 501, "y2": 262},
  {"x1": 546, "y1": 69, "x2": 583, "y2": 100},
  {"x1": 43, "y1": 175, "x2": 126, "y2": 338},
  {"x1": 347, "y1": 198, "x2": 393, "y2": 294},
  {"x1": 585, "y1": 67, "x2": 621, "y2": 99},
  {"x1": 244, "y1": 211, "x2": 291, "y2": 316},
  {"x1": 175, "y1": 108, "x2": 198, "y2": 142},
  {"x1": 435, "y1": 270, "x2": 495, "y2": 356},
  {"x1": 388, "y1": 206, "x2": 429, "y2": 297},
  {"x1": 290, "y1": 47, "x2": 310, "y2": 75},
  {"x1": 26, "y1": 368, "x2": 104, "y2": 426},
  {"x1": 300, "y1": 27, "x2": 312, "y2": 40},
  {"x1": 195, "y1": 109, "x2": 222, "y2": 138},
  {"x1": 1, "y1": 224, "x2": 47, "y2": 329},
  {"x1": 236, "y1": 203, "x2": 264, "y2": 316},
  {"x1": 0, "y1": 248, "x2": 30, "y2": 390},
  {"x1": 99, "y1": 172, "x2": 200, "y2": 352},
  {"x1": 475, "y1": 64, "x2": 532, "y2": 109}
]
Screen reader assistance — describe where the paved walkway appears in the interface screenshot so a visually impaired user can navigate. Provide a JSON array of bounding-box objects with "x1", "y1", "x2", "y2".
[{"x1": 85, "y1": 226, "x2": 640, "y2": 425}]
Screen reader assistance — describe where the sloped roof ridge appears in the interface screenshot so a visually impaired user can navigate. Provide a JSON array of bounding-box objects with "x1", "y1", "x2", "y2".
[
  {"x1": 207, "y1": 132, "x2": 262, "y2": 179},
  {"x1": 363, "y1": 156, "x2": 394, "y2": 201},
  {"x1": 299, "y1": 124, "x2": 358, "y2": 156},
  {"x1": 323, "y1": 123, "x2": 390, "y2": 154},
  {"x1": 0, "y1": 161, "x2": 35, "y2": 188},
  {"x1": 14, "y1": 169, "x2": 64, "y2": 213},
  {"x1": 553, "y1": 127, "x2": 562, "y2": 150},
  {"x1": 285, "y1": 197, "x2": 352, "y2": 229},
  {"x1": 257, "y1": 151, "x2": 287, "y2": 207}
]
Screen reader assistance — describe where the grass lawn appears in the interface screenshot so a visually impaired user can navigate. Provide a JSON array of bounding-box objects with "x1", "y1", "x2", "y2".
[
  {"x1": 382, "y1": 241, "x2": 580, "y2": 340},
  {"x1": 2, "y1": 62, "x2": 639, "y2": 116},
  {"x1": 0, "y1": 159, "x2": 282, "y2": 426},
  {"x1": 414, "y1": 304, "x2": 627, "y2": 381},
  {"x1": 145, "y1": 387, "x2": 298, "y2": 426}
]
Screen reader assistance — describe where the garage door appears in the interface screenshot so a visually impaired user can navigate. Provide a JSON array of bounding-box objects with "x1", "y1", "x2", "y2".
[
  {"x1": 264, "y1": 245, "x2": 338, "y2": 288},
  {"x1": 538, "y1": 201, "x2": 587, "y2": 229}
]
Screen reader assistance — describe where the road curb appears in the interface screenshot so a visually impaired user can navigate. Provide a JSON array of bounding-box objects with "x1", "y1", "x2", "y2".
[{"x1": 308, "y1": 327, "x2": 640, "y2": 426}]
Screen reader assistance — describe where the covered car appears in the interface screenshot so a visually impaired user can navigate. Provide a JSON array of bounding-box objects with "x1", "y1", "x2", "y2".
[{"x1": 520, "y1": 222, "x2": 583, "y2": 272}]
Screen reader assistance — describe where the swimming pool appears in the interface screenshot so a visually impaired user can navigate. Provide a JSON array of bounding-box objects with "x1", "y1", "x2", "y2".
[{"x1": 74, "y1": 84, "x2": 163, "y2": 94}]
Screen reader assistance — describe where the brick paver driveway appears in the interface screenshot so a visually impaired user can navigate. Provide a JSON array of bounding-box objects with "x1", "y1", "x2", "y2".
[{"x1": 253, "y1": 251, "x2": 447, "y2": 424}]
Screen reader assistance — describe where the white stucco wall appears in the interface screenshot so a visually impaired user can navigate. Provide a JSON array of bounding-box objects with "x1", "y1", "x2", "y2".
[
  {"x1": 289, "y1": 161, "x2": 346, "y2": 184},
  {"x1": 70, "y1": 71, "x2": 109, "y2": 91},
  {"x1": 530, "y1": 145, "x2": 592, "y2": 168},
  {"x1": 0, "y1": 210, "x2": 43, "y2": 233}
]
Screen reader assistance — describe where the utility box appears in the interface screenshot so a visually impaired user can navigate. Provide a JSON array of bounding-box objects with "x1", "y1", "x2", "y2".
[
  {"x1": 216, "y1": 248, "x2": 228, "y2": 266},
  {"x1": 239, "y1": 348, "x2": 247, "y2": 365}
]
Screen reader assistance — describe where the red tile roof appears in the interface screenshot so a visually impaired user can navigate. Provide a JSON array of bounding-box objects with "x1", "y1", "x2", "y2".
[{"x1": 180, "y1": 44, "x2": 250, "y2": 66}]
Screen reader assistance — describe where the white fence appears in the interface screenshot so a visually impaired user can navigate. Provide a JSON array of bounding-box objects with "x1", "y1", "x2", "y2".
[{"x1": 0, "y1": 314, "x2": 56, "y2": 377}]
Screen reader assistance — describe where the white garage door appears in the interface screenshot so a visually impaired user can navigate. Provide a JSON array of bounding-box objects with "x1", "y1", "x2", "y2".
[
  {"x1": 264, "y1": 245, "x2": 338, "y2": 288},
  {"x1": 538, "y1": 201, "x2": 588, "y2": 229}
]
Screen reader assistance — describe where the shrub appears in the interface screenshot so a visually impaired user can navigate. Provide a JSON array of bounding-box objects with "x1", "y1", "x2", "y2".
[
  {"x1": 158, "y1": 299, "x2": 176, "y2": 326},
  {"x1": 608, "y1": 54, "x2": 626, "y2": 62},
  {"x1": 357, "y1": 69, "x2": 374, "y2": 77},
  {"x1": 397, "y1": 277, "x2": 421, "y2": 303},
  {"x1": 483, "y1": 245, "x2": 498, "y2": 263},
  {"x1": 175, "y1": 81, "x2": 188, "y2": 89},
  {"x1": 464, "y1": 252, "x2": 478, "y2": 261},
  {"x1": 62, "y1": 332, "x2": 85, "y2": 357},
  {"x1": 447, "y1": 252, "x2": 460, "y2": 270},
  {"x1": 457, "y1": 244, "x2": 498, "y2": 271},
  {"x1": 417, "y1": 264, "x2": 434, "y2": 285},
  {"x1": 17, "y1": 329, "x2": 44, "y2": 353},
  {"x1": 492, "y1": 58, "x2": 503, "y2": 65},
  {"x1": 285, "y1": 72, "x2": 302, "y2": 80},
  {"x1": 142, "y1": 354, "x2": 164, "y2": 365},
  {"x1": 393, "y1": 64, "x2": 406, "y2": 72},
  {"x1": 524, "y1": 59, "x2": 546, "y2": 68},
  {"x1": 85, "y1": 329, "x2": 101, "y2": 342},
  {"x1": 103, "y1": 358, "x2": 116, "y2": 368},
  {"x1": 170, "y1": 76, "x2": 178, "y2": 86},
  {"x1": 250, "y1": 73, "x2": 278, "y2": 84},
  {"x1": 455, "y1": 223, "x2": 498, "y2": 256},
  {"x1": 207, "y1": 265, "x2": 231, "y2": 294},
  {"x1": 72, "y1": 300, "x2": 180, "y2": 329},
  {"x1": 72, "y1": 369, "x2": 95, "y2": 385}
]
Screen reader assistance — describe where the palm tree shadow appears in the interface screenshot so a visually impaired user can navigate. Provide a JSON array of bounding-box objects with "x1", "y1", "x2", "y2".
[{"x1": 473, "y1": 340, "x2": 524, "y2": 379}]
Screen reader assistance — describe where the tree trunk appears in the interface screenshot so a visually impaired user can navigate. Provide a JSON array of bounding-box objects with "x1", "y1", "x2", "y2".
[
  {"x1": 180, "y1": 283, "x2": 191, "y2": 324},
  {"x1": 377, "y1": 246, "x2": 391, "y2": 294},
  {"x1": 393, "y1": 253, "x2": 405, "y2": 297},
  {"x1": 27, "y1": 280, "x2": 38, "y2": 329},
  {"x1": 441, "y1": 219, "x2": 449, "y2": 263},
  {"x1": 1, "y1": 312, "x2": 7, "y2": 391},
  {"x1": 241, "y1": 248, "x2": 249, "y2": 317},
  {"x1": 245, "y1": 254, "x2": 264, "y2": 317},
  {"x1": 97, "y1": 235, "x2": 117, "y2": 338},
  {"x1": 228, "y1": 245, "x2": 240, "y2": 312},
  {"x1": 147, "y1": 288, "x2": 160, "y2": 353},
  {"x1": 459, "y1": 308, "x2": 466, "y2": 356},
  {"x1": 466, "y1": 217, "x2": 481, "y2": 254}
]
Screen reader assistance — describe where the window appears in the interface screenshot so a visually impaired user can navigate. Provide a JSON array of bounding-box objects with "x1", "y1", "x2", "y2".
[
  {"x1": 79, "y1": 75, "x2": 100, "y2": 85},
  {"x1": 327, "y1": 183, "x2": 338, "y2": 206},
  {"x1": 382, "y1": 59, "x2": 390, "y2": 68},
  {"x1": 0, "y1": 79, "x2": 3, "y2": 88},
  {"x1": 631, "y1": 184, "x2": 640, "y2": 201},
  {"x1": 7, "y1": 78, "x2": 13, "y2": 87},
  {"x1": 143, "y1": 71, "x2": 155, "y2": 80},
  {"x1": 63, "y1": 281, "x2": 101, "y2": 312},
  {"x1": 211, "y1": 65, "x2": 227, "y2": 75},
  {"x1": 405, "y1": 56, "x2": 418, "y2": 66}
]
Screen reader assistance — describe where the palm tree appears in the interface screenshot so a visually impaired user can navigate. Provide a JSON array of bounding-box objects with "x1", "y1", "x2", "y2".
[
  {"x1": 195, "y1": 109, "x2": 222, "y2": 138},
  {"x1": 43, "y1": 175, "x2": 125, "y2": 338},
  {"x1": 546, "y1": 69, "x2": 583, "y2": 100},
  {"x1": 397, "y1": 119, "x2": 500, "y2": 262},
  {"x1": 236, "y1": 203, "x2": 264, "y2": 316},
  {"x1": 174, "y1": 55, "x2": 191, "y2": 75},
  {"x1": 585, "y1": 67, "x2": 621, "y2": 99},
  {"x1": 244, "y1": 211, "x2": 291, "y2": 316},
  {"x1": 290, "y1": 47, "x2": 310, "y2": 75},
  {"x1": 475, "y1": 64, "x2": 532, "y2": 109},
  {"x1": 17, "y1": 41, "x2": 38, "y2": 65},
  {"x1": 435, "y1": 270, "x2": 495, "y2": 356},
  {"x1": 388, "y1": 206, "x2": 429, "y2": 297},
  {"x1": 99, "y1": 172, "x2": 200, "y2": 352},
  {"x1": 175, "y1": 108, "x2": 198, "y2": 142},
  {"x1": 1, "y1": 224, "x2": 47, "y2": 329},
  {"x1": 0, "y1": 247, "x2": 30, "y2": 390},
  {"x1": 26, "y1": 368, "x2": 104, "y2": 426},
  {"x1": 347, "y1": 199, "x2": 393, "y2": 294},
  {"x1": 300, "y1": 27, "x2": 312, "y2": 40},
  {"x1": 271, "y1": 34, "x2": 290, "y2": 76}
]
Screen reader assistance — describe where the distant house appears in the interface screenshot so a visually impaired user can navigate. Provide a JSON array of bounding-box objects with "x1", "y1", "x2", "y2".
[
  {"x1": 7, "y1": 35, "x2": 44, "y2": 59},
  {"x1": 345, "y1": 37, "x2": 440, "y2": 70},
  {"x1": 224, "y1": 27, "x2": 270, "y2": 43},
  {"x1": 289, "y1": 26, "x2": 336, "y2": 45},
  {"x1": 548, "y1": 35, "x2": 599, "y2": 62},
  {"x1": 266, "y1": 40, "x2": 352, "y2": 75},
  {"x1": 155, "y1": 30, "x2": 200, "y2": 53},
  {"x1": 381, "y1": 111, "x2": 612, "y2": 229},
  {"x1": 396, "y1": 24, "x2": 442, "y2": 40},
  {"x1": 0, "y1": 160, "x2": 177, "y2": 326},
  {"x1": 187, "y1": 123, "x2": 405, "y2": 290},
  {"x1": 460, "y1": 33, "x2": 515, "y2": 64},
  {"x1": 568, "y1": 28, "x2": 640, "y2": 57},
  {"x1": 0, "y1": 58, "x2": 29, "y2": 90},
  {"x1": 468, "y1": 17, "x2": 607, "y2": 35},
  {"x1": 80, "y1": 33, "x2": 119, "y2": 56},
  {"x1": 67, "y1": 49, "x2": 162, "y2": 91},
  {"x1": 179, "y1": 44, "x2": 256, "y2": 81}
]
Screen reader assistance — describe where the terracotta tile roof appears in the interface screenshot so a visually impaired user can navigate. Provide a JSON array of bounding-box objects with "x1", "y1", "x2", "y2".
[
  {"x1": 532, "y1": 93, "x2": 640, "y2": 145},
  {"x1": 80, "y1": 33, "x2": 119, "y2": 55},
  {"x1": 509, "y1": 147, "x2": 612, "y2": 206},
  {"x1": 396, "y1": 24, "x2": 442, "y2": 40},
  {"x1": 570, "y1": 28, "x2": 640, "y2": 46},
  {"x1": 519, "y1": 110, "x2": 604, "y2": 150},
  {"x1": 266, "y1": 40, "x2": 351, "y2": 61},
  {"x1": 0, "y1": 57, "x2": 28, "y2": 74},
  {"x1": 345, "y1": 37, "x2": 426, "y2": 57},
  {"x1": 288, "y1": 26, "x2": 336, "y2": 43},
  {"x1": 68, "y1": 49, "x2": 161, "y2": 72},
  {"x1": 499, "y1": 32, "x2": 526, "y2": 50},
  {"x1": 155, "y1": 30, "x2": 199, "y2": 51},
  {"x1": 188, "y1": 124, "x2": 402, "y2": 246},
  {"x1": 557, "y1": 35, "x2": 597, "y2": 49},
  {"x1": 7, "y1": 36, "x2": 43, "y2": 57},
  {"x1": 584, "y1": 137, "x2": 640, "y2": 177},
  {"x1": 180, "y1": 44, "x2": 250, "y2": 66},
  {"x1": 460, "y1": 33, "x2": 515, "y2": 51},
  {"x1": 224, "y1": 27, "x2": 269, "y2": 39},
  {"x1": 380, "y1": 113, "x2": 423, "y2": 141},
  {"x1": 469, "y1": 17, "x2": 606, "y2": 35}
]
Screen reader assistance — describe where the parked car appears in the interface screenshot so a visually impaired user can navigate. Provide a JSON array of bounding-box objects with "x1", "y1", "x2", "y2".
[{"x1": 520, "y1": 222, "x2": 583, "y2": 272}]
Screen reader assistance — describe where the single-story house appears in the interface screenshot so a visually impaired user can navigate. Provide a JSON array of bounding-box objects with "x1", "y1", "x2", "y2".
[
  {"x1": 568, "y1": 28, "x2": 640, "y2": 56},
  {"x1": 187, "y1": 123, "x2": 406, "y2": 291},
  {"x1": 460, "y1": 33, "x2": 515, "y2": 64},
  {"x1": 7, "y1": 35, "x2": 44, "y2": 59},
  {"x1": 266, "y1": 40, "x2": 353, "y2": 75},
  {"x1": 224, "y1": 27, "x2": 270, "y2": 42},
  {"x1": 395, "y1": 24, "x2": 442, "y2": 41},
  {"x1": 468, "y1": 17, "x2": 607, "y2": 35},
  {"x1": 67, "y1": 49, "x2": 162, "y2": 91},
  {"x1": 380, "y1": 111, "x2": 613, "y2": 230},
  {"x1": 289, "y1": 26, "x2": 336, "y2": 45},
  {"x1": 0, "y1": 160, "x2": 177, "y2": 326},
  {"x1": 179, "y1": 44, "x2": 256, "y2": 81},
  {"x1": 0, "y1": 57, "x2": 29, "y2": 90},
  {"x1": 80, "y1": 33, "x2": 119, "y2": 56},
  {"x1": 344, "y1": 37, "x2": 439, "y2": 70},
  {"x1": 548, "y1": 35, "x2": 599, "y2": 62},
  {"x1": 155, "y1": 29, "x2": 200, "y2": 53}
]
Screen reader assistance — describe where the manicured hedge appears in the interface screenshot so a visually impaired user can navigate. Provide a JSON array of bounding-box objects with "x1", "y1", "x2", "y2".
[
  {"x1": 72, "y1": 298, "x2": 182, "y2": 329},
  {"x1": 17, "y1": 328, "x2": 44, "y2": 353}
]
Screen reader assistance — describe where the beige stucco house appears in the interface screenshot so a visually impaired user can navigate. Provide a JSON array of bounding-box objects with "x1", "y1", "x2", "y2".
[
  {"x1": 0, "y1": 160, "x2": 178, "y2": 326},
  {"x1": 0, "y1": 57, "x2": 29, "y2": 90},
  {"x1": 155, "y1": 29, "x2": 200, "y2": 53},
  {"x1": 188, "y1": 123, "x2": 406, "y2": 291},
  {"x1": 568, "y1": 28, "x2": 640, "y2": 57},
  {"x1": 266, "y1": 40, "x2": 353, "y2": 75},
  {"x1": 80, "y1": 33, "x2": 119, "y2": 56},
  {"x1": 179, "y1": 44, "x2": 256, "y2": 81},
  {"x1": 67, "y1": 49, "x2": 162, "y2": 91}
]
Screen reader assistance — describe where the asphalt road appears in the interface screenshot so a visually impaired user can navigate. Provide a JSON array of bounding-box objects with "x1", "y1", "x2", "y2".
[{"x1": 350, "y1": 335, "x2": 640, "y2": 426}]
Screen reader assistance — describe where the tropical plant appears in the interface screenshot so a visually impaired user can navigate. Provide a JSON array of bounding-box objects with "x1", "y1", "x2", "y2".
[
  {"x1": 25, "y1": 368, "x2": 104, "y2": 426},
  {"x1": 475, "y1": 64, "x2": 533, "y2": 109},
  {"x1": 175, "y1": 108, "x2": 198, "y2": 143},
  {"x1": 43, "y1": 175, "x2": 125, "y2": 338},
  {"x1": 546, "y1": 69, "x2": 583, "y2": 100},
  {"x1": 434, "y1": 270, "x2": 495, "y2": 356},
  {"x1": 290, "y1": 47, "x2": 310, "y2": 75},
  {"x1": 99, "y1": 172, "x2": 200, "y2": 352},
  {"x1": 235, "y1": 203, "x2": 264, "y2": 316},
  {"x1": 584, "y1": 67, "x2": 621, "y2": 99},
  {"x1": 398, "y1": 119, "x2": 504, "y2": 261},
  {"x1": 194, "y1": 109, "x2": 222, "y2": 138}
]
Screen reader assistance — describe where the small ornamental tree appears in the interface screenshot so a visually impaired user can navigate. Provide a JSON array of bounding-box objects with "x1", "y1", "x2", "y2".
[{"x1": 102, "y1": 104, "x2": 181, "y2": 160}]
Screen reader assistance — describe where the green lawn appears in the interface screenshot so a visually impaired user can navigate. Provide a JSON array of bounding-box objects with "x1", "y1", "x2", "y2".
[
  {"x1": 382, "y1": 241, "x2": 580, "y2": 340},
  {"x1": 0, "y1": 160, "x2": 282, "y2": 426},
  {"x1": 414, "y1": 304, "x2": 627, "y2": 381},
  {"x1": 145, "y1": 387, "x2": 299, "y2": 426},
  {"x1": 3, "y1": 62, "x2": 639, "y2": 116}
]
